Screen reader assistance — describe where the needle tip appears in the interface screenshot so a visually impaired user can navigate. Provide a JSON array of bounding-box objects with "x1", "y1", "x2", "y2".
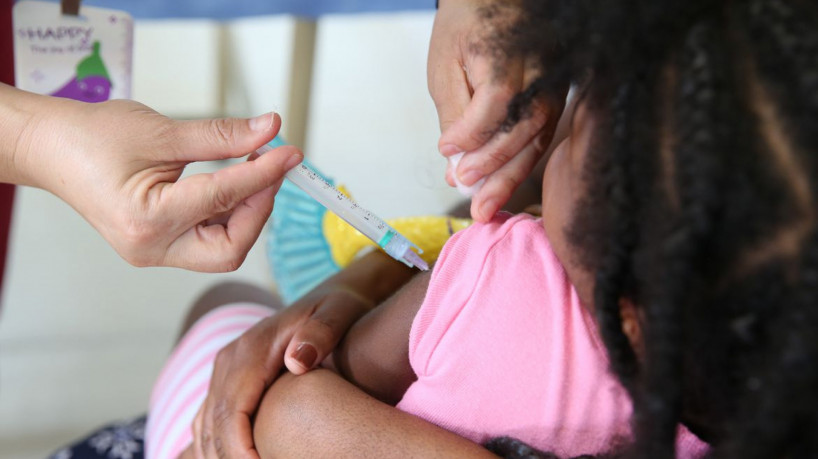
[{"x1": 403, "y1": 249, "x2": 429, "y2": 271}]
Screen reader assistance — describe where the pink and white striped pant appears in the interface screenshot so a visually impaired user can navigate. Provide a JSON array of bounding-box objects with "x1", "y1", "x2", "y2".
[{"x1": 145, "y1": 303, "x2": 273, "y2": 459}]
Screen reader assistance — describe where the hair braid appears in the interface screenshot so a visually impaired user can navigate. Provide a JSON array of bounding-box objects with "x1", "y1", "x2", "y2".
[
  {"x1": 626, "y1": 67, "x2": 682, "y2": 459},
  {"x1": 739, "y1": 0, "x2": 818, "y2": 167},
  {"x1": 486, "y1": 436, "x2": 622, "y2": 459},
  {"x1": 632, "y1": 13, "x2": 741, "y2": 456},
  {"x1": 715, "y1": 231, "x2": 818, "y2": 459},
  {"x1": 589, "y1": 81, "x2": 641, "y2": 393}
]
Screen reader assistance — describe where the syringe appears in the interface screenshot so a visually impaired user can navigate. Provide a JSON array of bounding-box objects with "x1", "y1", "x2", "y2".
[{"x1": 256, "y1": 143, "x2": 428, "y2": 271}]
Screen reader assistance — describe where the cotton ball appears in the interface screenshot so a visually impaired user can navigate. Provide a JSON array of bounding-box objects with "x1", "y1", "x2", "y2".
[{"x1": 449, "y1": 152, "x2": 486, "y2": 197}]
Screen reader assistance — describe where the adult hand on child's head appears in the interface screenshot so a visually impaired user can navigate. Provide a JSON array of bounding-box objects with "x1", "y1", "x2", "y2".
[
  {"x1": 21, "y1": 97, "x2": 302, "y2": 272},
  {"x1": 192, "y1": 287, "x2": 374, "y2": 459},
  {"x1": 429, "y1": 0, "x2": 564, "y2": 222}
]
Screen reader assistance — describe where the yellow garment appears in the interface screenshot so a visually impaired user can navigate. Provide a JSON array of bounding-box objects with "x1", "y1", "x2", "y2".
[{"x1": 322, "y1": 186, "x2": 472, "y2": 268}]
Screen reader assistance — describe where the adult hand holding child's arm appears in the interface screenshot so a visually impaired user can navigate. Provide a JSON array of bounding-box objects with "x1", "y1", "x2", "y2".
[{"x1": 192, "y1": 251, "x2": 416, "y2": 459}]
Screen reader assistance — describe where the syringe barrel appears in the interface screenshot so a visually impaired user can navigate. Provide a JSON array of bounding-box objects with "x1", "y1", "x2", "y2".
[
  {"x1": 258, "y1": 140, "x2": 426, "y2": 270},
  {"x1": 284, "y1": 162, "x2": 391, "y2": 245}
]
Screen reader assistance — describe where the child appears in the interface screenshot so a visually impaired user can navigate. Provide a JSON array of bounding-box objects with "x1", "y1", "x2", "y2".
[
  {"x1": 251, "y1": 108, "x2": 706, "y2": 458},
  {"x1": 254, "y1": 0, "x2": 818, "y2": 457},
  {"x1": 149, "y1": 0, "x2": 818, "y2": 457}
]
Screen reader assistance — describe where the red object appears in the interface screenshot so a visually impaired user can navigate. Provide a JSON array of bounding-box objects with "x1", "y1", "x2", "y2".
[
  {"x1": 1, "y1": 0, "x2": 12, "y2": 86},
  {"x1": 1, "y1": 0, "x2": 17, "y2": 296}
]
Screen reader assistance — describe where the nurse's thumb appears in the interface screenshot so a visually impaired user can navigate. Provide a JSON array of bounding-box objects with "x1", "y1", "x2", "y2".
[{"x1": 172, "y1": 112, "x2": 281, "y2": 161}]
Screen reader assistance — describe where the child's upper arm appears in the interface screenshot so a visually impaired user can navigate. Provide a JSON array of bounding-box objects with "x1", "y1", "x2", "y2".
[{"x1": 329, "y1": 269, "x2": 431, "y2": 406}]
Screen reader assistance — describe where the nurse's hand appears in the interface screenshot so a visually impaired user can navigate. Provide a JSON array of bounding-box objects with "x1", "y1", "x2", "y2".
[
  {"x1": 14, "y1": 92, "x2": 302, "y2": 271},
  {"x1": 429, "y1": 0, "x2": 563, "y2": 221}
]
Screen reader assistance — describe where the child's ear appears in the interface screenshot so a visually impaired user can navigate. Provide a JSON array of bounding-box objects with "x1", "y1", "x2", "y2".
[{"x1": 619, "y1": 298, "x2": 644, "y2": 361}]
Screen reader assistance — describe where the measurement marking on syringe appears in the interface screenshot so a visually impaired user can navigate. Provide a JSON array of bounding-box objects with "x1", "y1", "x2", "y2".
[{"x1": 263, "y1": 145, "x2": 426, "y2": 270}]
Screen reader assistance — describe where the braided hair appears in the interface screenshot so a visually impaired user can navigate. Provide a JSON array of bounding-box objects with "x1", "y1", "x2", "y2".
[{"x1": 485, "y1": 1, "x2": 818, "y2": 457}]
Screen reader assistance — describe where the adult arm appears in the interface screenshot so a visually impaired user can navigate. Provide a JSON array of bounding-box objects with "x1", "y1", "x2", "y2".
[{"x1": 0, "y1": 83, "x2": 301, "y2": 271}]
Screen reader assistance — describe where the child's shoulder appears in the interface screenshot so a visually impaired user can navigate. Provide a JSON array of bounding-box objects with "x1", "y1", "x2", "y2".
[
  {"x1": 479, "y1": 210, "x2": 542, "y2": 229},
  {"x1": 455, "y1": 211, "x2": 545, "y2": 245},
  {"x1": 447, "y1": 211, "x2": 550, "y2": 259},
  {"x1": 434, "y1": 211, "x2": 557, "y2": 283}
]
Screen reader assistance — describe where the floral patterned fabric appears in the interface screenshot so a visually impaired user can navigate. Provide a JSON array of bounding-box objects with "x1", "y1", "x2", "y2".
[{"x1": 50, "y1": 416, "x2": 146, "y2": 459}]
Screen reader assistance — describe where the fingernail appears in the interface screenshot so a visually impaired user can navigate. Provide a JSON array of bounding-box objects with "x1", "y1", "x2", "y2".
[
  {"x1": 440, "y1": 144, "x2": 461, "y2": 156},
  {"x1": 459, "y1": 170, "x2": 484, "y2": 186},
  {"x1": 479, "y1": 199, "x2": 499, "y2": 221},
  {"x1": 292, "y1": 343, "x2": 317, "y2": 369},
  {"x1": 285, "y1": 152, "x2": 303, "y2": 169},
  {"x1": 249, "y1": 112, "x2": 273, "y2": 132}
]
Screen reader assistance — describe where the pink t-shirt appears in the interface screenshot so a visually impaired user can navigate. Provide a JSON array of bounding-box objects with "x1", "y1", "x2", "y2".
[{"x1": 396, "y1": 213, "x2": 708, "y2": 458}]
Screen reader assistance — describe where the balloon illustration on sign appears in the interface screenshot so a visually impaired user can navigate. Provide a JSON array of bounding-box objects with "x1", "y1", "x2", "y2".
[{"x1": 50, "y1": 41, "x2": 112, "y2": 102}]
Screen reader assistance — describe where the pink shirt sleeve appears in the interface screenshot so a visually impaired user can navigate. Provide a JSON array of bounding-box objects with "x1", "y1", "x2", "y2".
[{"x1": 406, "y1": 212, "x2": 520, "y2": 378}]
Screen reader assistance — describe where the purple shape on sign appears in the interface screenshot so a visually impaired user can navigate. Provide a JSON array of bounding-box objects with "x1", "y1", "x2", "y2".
[{"x1": 50, "y1": 75, "x2": 112, "y2": 102}]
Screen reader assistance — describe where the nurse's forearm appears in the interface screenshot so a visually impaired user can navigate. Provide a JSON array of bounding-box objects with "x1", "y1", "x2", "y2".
[{"x1": 0, "y1": 83, "x2": 61, "y2": 187}]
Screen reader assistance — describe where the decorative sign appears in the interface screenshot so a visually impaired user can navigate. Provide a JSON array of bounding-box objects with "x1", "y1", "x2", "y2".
[{"x1": 13, "y1": 0, "x2": 133, "y2": 102}]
